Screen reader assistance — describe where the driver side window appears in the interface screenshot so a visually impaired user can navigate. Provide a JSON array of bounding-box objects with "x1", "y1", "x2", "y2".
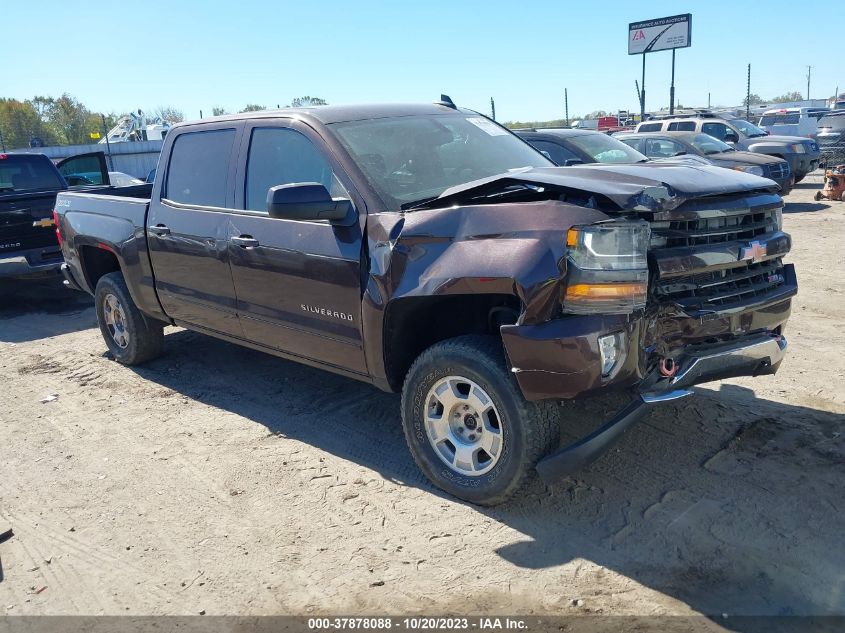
[
  {"x1": 645, "y1": 138, "x2": 685, "y2": 158},
  {"x1": 244, "y1": 127, "x2": 347, "y2": 213},
  {"x1": 702, "y1": 123, "x2": 730, "y2": 141}
]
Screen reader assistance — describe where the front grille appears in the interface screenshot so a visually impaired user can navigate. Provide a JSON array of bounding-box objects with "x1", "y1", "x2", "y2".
[
  {"x1": 646, "y1": 193, "x2": 788, "y2": 313},
  {"x1": 654, "y1": 260, "x2": 786, "y2": 312},
  {"x1": 650, "y1": 206, "x2": 780, "y2": 248},
  {"x1": 767, "y1": 162, "x2": 790, "y2": 179}
]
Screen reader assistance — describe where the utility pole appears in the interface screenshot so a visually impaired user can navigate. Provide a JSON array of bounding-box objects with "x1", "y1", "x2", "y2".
[
  {"x1": 199, "y1": 110, "x2": 203, "y2": 119},
  {"x1": 490, "y1": 97, "x2": 496, "y2": 121},
  {"x1": 806, "y1": 65, "x2": 812, "y2": 100},
  {"x1": 564, "y1": 88, "x2": 569, "y2": 127},
  {"x1": 708, "y1": 92, "x2": 711, "y2": 109},
  {"x1": 746, "y1": 64, "x2": 751, "y2": 120}
]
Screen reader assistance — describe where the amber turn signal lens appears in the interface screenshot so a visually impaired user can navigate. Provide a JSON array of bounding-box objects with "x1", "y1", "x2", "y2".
[
  {"x1": 566, "y1": 228, "x2": 580, "y2": 247},
  {"x1": 564, "y1": 282, "x2": 647, "y2": 301}
]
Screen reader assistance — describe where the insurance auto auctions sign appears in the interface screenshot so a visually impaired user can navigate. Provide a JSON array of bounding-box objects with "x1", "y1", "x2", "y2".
[{"x1": 628, "y1": 14, "x2": 692, "y2": 55}]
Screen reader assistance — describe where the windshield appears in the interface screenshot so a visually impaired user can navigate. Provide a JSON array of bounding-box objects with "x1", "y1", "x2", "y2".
[
  {"x1": 330, "y1": 114, "x2": 553, "y2": 208},
  {"x1": 730, "y1": 119, "x2": 767, "y2": 137},
  {"x1": 690, "y1": 134, "x2": 732, "y2": 154},
  {"x1": 565, "y1": 133, "x2": 646, "y2": 164},
  {"x1": 0, "y1": 155, "x2": 64, "y2": 193}
]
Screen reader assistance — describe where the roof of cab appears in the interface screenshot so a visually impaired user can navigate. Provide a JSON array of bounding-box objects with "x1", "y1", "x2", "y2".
[{"x1": 171, "y1": 103, "x2": 474, "y2": 130}]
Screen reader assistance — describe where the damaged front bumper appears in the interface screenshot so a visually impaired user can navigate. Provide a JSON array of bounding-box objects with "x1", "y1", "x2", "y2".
[
  {"x1": 535, "y1": 332, "x2": 789, "y2": 485},
  {"x1": 500, "y1": 263, "x2": 796, "y2": 485}
]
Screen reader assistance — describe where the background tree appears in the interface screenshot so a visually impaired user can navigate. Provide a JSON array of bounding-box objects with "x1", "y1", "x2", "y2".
[
  {"x1": 743, "y1": 93, "x2": 765, "y2": 106},
  {"x1": 153, "y1": 106, "x2": 184, "y2": 123},
  {"x1": 288, "y1": 96, "x2": 327, "y2": 107},
  {"x1": 211, "y1": 106, "x2": 229, "y2": 116},
  {"x1": 770, "y1": 91, "x2": 804, "y2": 103},
  {"x1": 239, "y1": 104, "x2": 267, "y2": 112},
  {"x1": 0, "y1": 99, "x2": 43, "y2": 149}
]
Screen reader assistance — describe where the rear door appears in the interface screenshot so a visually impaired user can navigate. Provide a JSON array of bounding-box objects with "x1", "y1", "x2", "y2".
[
  {"x1": 146, "y1": 123, "x2": 244, "y2": 337},
  {"x1": 227, "y1": 119, "x2": 368, "y2": 374},
  {"x1": 56, "y1": 152, "x2": 109, "y2": 186}
]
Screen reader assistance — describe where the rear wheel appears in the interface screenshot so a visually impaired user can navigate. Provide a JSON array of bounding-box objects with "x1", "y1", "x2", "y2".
[
  {"x1": 95, "y1": 272, "x2": 163, "y2": 365},
  {"x1": 401, "y1": 335, "x2": 560, "y2": 506}
]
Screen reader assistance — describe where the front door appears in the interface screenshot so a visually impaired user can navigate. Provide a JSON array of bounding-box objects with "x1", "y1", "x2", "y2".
[
  {"x1": 228, "y1": 121, "x2": 367, "y2": 374},
  {"x1": 146, "y1": 124, "x2": 243, "y2": 337}
]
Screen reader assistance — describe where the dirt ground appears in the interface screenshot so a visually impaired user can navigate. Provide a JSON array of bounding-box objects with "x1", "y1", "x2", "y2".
[{"x1": 0, "y1": 173, "x2": 843, "y2": 620}]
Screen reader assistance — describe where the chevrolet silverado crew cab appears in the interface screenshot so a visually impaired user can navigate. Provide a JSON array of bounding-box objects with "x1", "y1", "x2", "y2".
[
  {"x1": 1, "y1": 151, "x2": 148, "y2": 279},
  {"x1": 56, "y1": 101, "x2": 797, "y2": 505},
  {"x1": 636, "y1": 112, "x2": 820, "y2": 182}
]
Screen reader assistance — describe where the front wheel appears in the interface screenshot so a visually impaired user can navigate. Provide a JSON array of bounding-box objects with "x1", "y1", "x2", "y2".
[
  {"x1": 95, "y1": 272, "x2": 164, "y2": 365},
  {"x1": 401, "y1": 335, "x2": 560, "y2": 506}
]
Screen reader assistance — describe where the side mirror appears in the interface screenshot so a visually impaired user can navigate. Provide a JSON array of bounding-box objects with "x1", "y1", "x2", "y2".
[
  {"x1": 563, "y1": 158, "x2": 585, "y2": 166},
  {"x1": 266, "y1": 183, "x2": 354, "y2": 225}
]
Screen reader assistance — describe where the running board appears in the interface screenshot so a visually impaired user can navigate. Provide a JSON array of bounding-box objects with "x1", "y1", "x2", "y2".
[{"x1": 535, "y1": 389, "x2": 693, "y2": 485}]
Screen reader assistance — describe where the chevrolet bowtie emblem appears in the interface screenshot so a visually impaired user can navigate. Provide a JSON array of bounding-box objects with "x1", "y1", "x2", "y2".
[
  {"x1": 32, "y1": 218, "x2": 56, "y2": 228},
  {"x1": 740, "y1": 240, "x2": 767, "y2": 264}
]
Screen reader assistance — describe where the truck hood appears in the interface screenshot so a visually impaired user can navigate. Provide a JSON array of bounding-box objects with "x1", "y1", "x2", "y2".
[
  {"x1": 432, "y1": 163, "x2": 778, "y2": 213},
  {"x1": 750, "y1": 134, "x2": 811, "y2": 144}
]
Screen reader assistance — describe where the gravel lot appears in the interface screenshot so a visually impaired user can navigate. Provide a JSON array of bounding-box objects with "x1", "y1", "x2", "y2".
[{"x1": 1, "y1": 172, "x2": 843, "y2": 619}]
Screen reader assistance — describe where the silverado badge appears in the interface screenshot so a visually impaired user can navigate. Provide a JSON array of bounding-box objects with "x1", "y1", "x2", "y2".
[{"x1": 740, "y1": 240, "x2": 767, "y2": 264}]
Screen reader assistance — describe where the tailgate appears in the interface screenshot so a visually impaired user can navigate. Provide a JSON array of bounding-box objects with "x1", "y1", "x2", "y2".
[{"x1": 0, "y1": 191, "x2": 60, "y2": 255}]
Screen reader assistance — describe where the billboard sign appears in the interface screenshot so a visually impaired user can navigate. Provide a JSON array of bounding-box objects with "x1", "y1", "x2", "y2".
[{"x1": 628, "y1": 14, "x2": 692, "y2": 55}]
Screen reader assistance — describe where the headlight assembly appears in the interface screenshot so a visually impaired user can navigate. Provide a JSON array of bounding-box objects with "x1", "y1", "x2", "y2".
[
  {"x1": 563, "y1": 221, "x2": 650, "y2": 314},
  {"x1": 734, "y1": 165, "x2": 765, "y2": 176}
]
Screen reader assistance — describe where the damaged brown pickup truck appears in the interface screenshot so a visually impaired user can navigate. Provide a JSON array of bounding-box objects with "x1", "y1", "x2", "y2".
[{"x1": 55, "y1": 100, "x2": 797, "y2": 505}]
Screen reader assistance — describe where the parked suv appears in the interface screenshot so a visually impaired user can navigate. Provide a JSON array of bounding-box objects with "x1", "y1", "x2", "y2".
[
  {"x1": 816, "y1": 112, "x2": 845, "y2": 167},
  {"x1": 636, "y1": 113, "x2": 820, "y2": 181}
]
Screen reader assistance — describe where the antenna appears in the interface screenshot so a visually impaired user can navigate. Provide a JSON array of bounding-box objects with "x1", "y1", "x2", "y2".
[{"x1": 436, "y1": 94, "x2": 457, "y2": 109}]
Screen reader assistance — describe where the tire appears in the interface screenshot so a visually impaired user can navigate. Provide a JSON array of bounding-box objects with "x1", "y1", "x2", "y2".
[
  {"x1": 794, "y1": 174, "x2": 805, "y2": 183},
  {"x1": 815, "y1": 191, "x2": 823, "y2": 201},
  {"x1": 401, "y1": 335, "x2": 560, "y2": 506},
  {"x1": 95, "y1": 271, "x2": 164, "y2": 365},
  {"x1": 840, "y1": 191, "x2": 845, "y2": 203}
]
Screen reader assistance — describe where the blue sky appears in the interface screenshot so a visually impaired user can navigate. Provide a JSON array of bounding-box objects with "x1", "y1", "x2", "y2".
[{"x1": 5, "y1": 1, "x2": 841, "y2": 122}]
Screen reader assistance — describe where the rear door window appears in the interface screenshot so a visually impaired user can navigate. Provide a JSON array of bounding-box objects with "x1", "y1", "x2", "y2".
[
  {"x1": 667, "y1": 121, "x2": 696, "y2": 131},
  {"x1": 165, "y1": 129, "x2": 236, "y2": 207},
  {"x1": 638, "y1": 123, "x2": 662, "y2": 132}
]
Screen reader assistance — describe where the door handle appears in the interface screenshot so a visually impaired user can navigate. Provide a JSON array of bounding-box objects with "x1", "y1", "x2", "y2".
[
  {"x1": 149, "y1": 224, "x2": 171, "y2": 235},
  {"x1": 231, "y1": 235, "x2": 259, "y2": 248}
]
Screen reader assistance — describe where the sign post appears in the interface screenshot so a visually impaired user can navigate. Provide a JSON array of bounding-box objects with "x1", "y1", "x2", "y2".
[{"x1": 628, "y1": 13, "x2": 692, "y2": 117}]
